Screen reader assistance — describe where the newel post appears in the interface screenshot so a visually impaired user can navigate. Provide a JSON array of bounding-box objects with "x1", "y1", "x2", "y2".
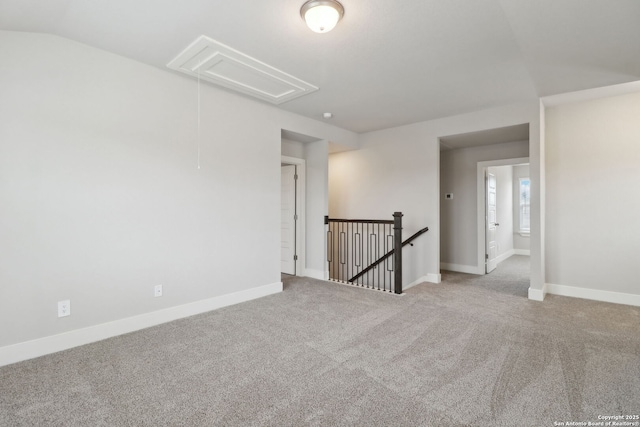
[{"x1": 393, "y1": 212, "x2": 403, "y2": 294}]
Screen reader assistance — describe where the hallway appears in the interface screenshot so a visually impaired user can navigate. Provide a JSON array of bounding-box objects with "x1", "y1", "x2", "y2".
[{"x1": 441, "y1": 255, "x2": 530, "y2": 298}]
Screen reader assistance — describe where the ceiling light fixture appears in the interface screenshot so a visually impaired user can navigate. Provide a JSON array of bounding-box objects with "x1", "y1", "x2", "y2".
[{"x1": 300, "y1": 0, "x2": 344, "y2": 34}]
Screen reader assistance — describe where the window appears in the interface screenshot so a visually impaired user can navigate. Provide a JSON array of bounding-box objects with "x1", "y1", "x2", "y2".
[{"x1": 519, "y1": 178, "x2": 530, "y2": 232}]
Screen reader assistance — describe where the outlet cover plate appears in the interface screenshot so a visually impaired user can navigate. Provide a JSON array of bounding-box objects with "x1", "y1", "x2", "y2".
[
  {"x1": 154, "y1": 285, "x2": 163, "y2": 297},
  {"x1": 58, "y1": 300, "x2": 70, "y2": 317}
]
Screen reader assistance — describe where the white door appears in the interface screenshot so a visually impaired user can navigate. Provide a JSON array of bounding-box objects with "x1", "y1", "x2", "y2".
[
  {"x1": 486, "y1": 171, "x2": 498, "y2": 273},
  {"x1": 281, "y1": 165, "x2": 296, "y2": 275}
]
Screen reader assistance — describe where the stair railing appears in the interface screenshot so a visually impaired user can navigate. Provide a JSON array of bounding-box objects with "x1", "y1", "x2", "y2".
[{"x1": 325, "y1": 212, "x2": 428, "y2": 294}]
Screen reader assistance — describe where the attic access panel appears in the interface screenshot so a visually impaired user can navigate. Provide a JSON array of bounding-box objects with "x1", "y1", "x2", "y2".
[{"x1": 167, "y1": 35, "x2": 318, "y2": 105}]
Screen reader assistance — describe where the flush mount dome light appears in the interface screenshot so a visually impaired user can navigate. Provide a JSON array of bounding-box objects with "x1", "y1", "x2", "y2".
[{"x1": 300, "y1": 0, "x2": 344, "y2": 33}]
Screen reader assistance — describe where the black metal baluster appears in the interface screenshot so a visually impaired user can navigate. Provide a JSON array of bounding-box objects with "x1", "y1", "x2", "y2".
[
  {"x1": 376, "y1": 223, "x2": 380, "y2": 290},
  {"x1": 386, "y1": 224, "x2": 390, "y2": 291},
  {"x1": 366, "y1": 223, "x2": 370, "y2": 288},
  {"x1": 337, "y1": 221, "x2": 340, "y2": 281},
  {"x1": 393, "y1": 212, "x2": 403, "y2": 294},
  {"x1": 328, "y1": 228, "x2": 332, "y2": 279},
  {"x1": 336, "y1": 222, "x2": 339, "y2": 281},
  {"x1": 367, "y1": 224, "x2": 377, "y2": 289},
  {"x1": 349, "y1": 222, "x2": 358, "y2": 285},
  {"x1": 325, "y1": 214, "x2": 413, "y2": 292},
  {"x1": 347, "y1": 221, "x2": 351, "y2": 284},
  {"x1": 355, "y1": 222, "x2": 362, "y2": 286},
  {"x1": 383, "y1": 224, "x2": 388, "y2": 292},
  {"x1": 339, "y1": 221, "x2": 344, "y2": 282},
  {"x1": 328, "y1": 220, "x2": 332, "y2": 281},
  {"x1": 343, "y1": 222, "x2": 347, "y2": 283},
  {"x1": 325, "y1": 216, "x2": 332, "y2": 281},
  {"x1": 371, "y1": 223, "x2": 375, "y2": 289},
  {"x1": 370, "y1": 223, "x2": 374, "y2": 289},
  {"x1": 333, "y1": 221, "x2": 336, "y2": 281},
  {"x1": 358, "y1": 222, "x2": 361, "y2": 287},
  {"x1": 387, "y1": 228, "x2": 394, "y2": 292},
  {"x1": 345, "y1": 222, "x2": 349, "y2": 283}
]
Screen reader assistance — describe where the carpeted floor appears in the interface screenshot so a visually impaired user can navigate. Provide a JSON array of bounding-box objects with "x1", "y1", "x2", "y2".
[
  {"x1": 1, "y1": 256, "x2": 639, "y2": 426},
  {"x1": 443, "y1": 254, "x2": 531, "y2": 298}
]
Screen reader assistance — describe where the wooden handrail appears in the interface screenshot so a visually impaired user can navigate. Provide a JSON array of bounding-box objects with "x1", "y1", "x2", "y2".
[{"x1": 349, "y1": 226, "x2": 429, "y2": 283}]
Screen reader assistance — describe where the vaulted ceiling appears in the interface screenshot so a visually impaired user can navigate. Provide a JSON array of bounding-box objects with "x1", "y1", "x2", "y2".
[{"x1": 2, "y1": 0, "x2": 639, "y2": 133}]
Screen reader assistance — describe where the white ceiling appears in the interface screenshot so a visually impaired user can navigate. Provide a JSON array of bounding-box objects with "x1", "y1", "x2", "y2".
[{"x1": 1, "y1": 0, "x2": 639, "y2": 133}]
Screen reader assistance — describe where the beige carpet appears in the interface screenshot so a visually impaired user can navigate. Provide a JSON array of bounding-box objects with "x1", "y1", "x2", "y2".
[{"x1": 1, "y1": 256, "x2": 639, "y2": 426}]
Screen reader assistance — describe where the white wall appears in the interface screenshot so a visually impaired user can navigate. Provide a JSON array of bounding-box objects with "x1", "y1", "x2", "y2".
[
  {"x1": 529, "y1": 101, "x2": 546, "y2": 301},
  {"x1": 441, "y1": 141, "x2": 528, "y2": 270},
  {"x1": 303, "y1": 140, "x2": 329, "y2": 280},
  {"x1": 488, "y1": 165, "x2": 514, "y2": 261},
  {"x1": 512, "y1": 164, "x2": 531, "y2": 252},
  {"x1": 329, "y1": 127, "x2": 440, "y2": 287},
  {"x1": 281, "y1": 138, "x2": 305, "y2": 159},
  {"x1": 0, "y1": 31, "x2": 356, "y2": 362},
  {"x1": 330, "y1": 102, "x2": 541, "y2": 288},
  {"x1": 545, "y1": 90, "x2": 640, "y2": 300}
]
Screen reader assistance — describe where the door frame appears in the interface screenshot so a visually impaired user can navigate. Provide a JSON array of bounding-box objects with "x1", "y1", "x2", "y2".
[
  {"x1": 280, "y1": 164, "x2": 297, "y2": 275},
  {"x1": 476, "y1": 157, "x2": 529, "y2": 275},
  {"x1": 281, "y1": 155, "x2": 306, "y2": 276}
]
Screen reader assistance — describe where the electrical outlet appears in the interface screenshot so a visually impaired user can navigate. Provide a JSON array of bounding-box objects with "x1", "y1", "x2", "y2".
[
  {"x1": 58, "y1": 300, "x2": 70, "y2": 317},
  {"x1": 154, "y1": 285, "x2": 163, "y2": 297}
]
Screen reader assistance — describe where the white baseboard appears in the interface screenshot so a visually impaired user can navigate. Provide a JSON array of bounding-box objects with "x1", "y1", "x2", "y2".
[
  {"x1": 528, "y1": 284, "x2": 546, "y2": 301},
  {"x1": 495, "y1": 249, "x2": 515, "y2": 264},
  {"x1": 514, "y1": 249, "x2": 530, "y2": 256},
  {"x1": 404, "y1": 273, "x2": 441, "y2": 290},
  {"x1": 545, "y1": 283, "x2": 640, "y2": 307},
  {"x1": 0, "y1": 282, "x2": 283, "y2": 368},
  {"x1": 440, "y1": 262, "x2": 482, "y2": 275},
  {"x1": 304, "y1": 268, "x2": 328, "y2": 280},
  {"x1": 404, "y1": 277, "x2": 425, "y2": 290},
  {"x1": 425, "y1": 273, "x2": 441, "y2": 284}
]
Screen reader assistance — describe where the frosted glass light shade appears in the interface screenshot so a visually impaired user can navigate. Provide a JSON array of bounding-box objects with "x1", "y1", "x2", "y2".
[{"x1": 301, "y1": 0, "x2": 344, "y2": 33}]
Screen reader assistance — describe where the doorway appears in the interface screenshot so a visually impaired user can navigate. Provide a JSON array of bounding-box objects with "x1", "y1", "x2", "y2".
[
  {"x1": 477, "y1": 158, "x2": 530, "y2": 278},
  {"x1": 438, "y1": 122, "x2": 537, "y2": 298},
  {"x1": 485, "y1": 170, "x2": 498, "y2": 273},
  {"x1": 281, "y1": 164, "x2": 297, "y2": 275},
  {"x1": 281, "y1": 156, "x2": 306, "y2": 276}
]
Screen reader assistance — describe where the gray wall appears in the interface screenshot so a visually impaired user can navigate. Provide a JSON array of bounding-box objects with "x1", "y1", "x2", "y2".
[
  {"x1": 440, "y1": 141, "x2": 529, "y2": 270},
  {"x1": 329, "y1": 124, "x2": 440, "y2": 286},
  {"x1": 0, "y1": 31, "x2": 356, "y2": 349},
  {"x1": 281, "y1": 139, "x2": 305, "y2": 159},
  {"x1": 303, "y1": 140, "x2": 329, "y2": 279},
  {"x1": 546, "y1": 91, "x2": 640, "y2": 296},
  {"x1": 330, "y1": 103, "x2": 540, "y2": 287}
]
